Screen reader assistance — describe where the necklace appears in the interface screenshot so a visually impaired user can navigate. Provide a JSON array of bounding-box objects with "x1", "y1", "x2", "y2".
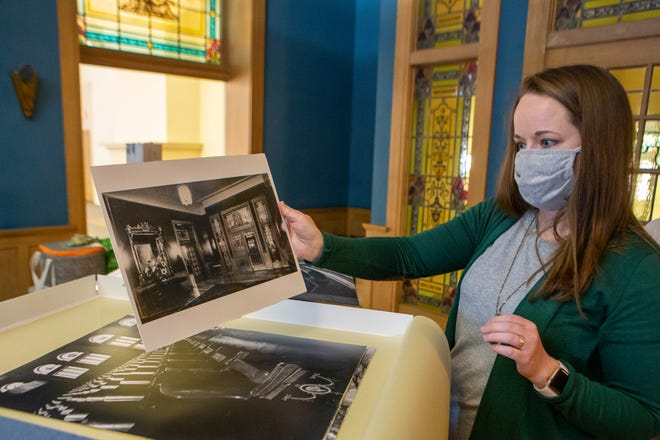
[{"x1": 495, "y1": 214, "x2": 537, "y2": 316}]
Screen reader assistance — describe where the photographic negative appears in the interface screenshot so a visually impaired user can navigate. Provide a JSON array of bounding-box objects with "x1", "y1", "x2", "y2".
[
  {"x1": 0, "y1": 316, "x2": 374, "y2": 439},
  {"x1": 294, "y1": 260, "x2": 359, "y2": 306},
  {"x1": 92, "y1": 155, "x2": 307, "y2": 351}
]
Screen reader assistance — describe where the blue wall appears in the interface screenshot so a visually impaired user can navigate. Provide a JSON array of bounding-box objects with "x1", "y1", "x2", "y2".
[
  {"x1": 264, "y1": 0, "x2": 385, "y2": 211},
  {"x1": 347, "y1": 0, "x2": 380, "y2": 209},
  {"x1": 0, "y1": 2, "x2": 69, "y2": 229},
  {"x1": 263, "y1": 0, "x2": 356, "y2": 209},
  {"x1": 369, "y1": 0, "x2": 397, "y2": 225}
]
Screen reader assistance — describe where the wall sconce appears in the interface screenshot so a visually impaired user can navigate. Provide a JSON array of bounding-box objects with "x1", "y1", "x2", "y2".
[
  {"x1": 10, "y1": 64, "x2": 39, "y2": 119},
  {"x1": 177, "y1": 184, "x2": 193, "y2": 206}
]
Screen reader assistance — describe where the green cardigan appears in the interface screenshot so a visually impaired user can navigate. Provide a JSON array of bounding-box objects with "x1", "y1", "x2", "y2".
[{"x1": 316, "y1": 198, "x2": 660, "y2": 439}]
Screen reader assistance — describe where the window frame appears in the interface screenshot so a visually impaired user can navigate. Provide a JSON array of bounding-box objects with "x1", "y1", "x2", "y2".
[{"x1": 80, "y1": 46, "x2": 231, "y2": 81}]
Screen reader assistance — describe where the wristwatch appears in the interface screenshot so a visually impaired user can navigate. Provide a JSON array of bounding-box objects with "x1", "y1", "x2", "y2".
[{"x1": 534, "y1": 361, "x2": 569, "y2": 398}]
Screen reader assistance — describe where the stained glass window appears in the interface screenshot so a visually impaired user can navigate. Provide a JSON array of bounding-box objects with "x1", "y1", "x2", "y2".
[
  {"x1": 416, "y1": 0, "x2": 482, "y2": 49},
  {"x1": 554, "y1": 0, "x2": 660, "y2": 31},
  {"x1": 610, "y1": 64, "x2": 660, "y2": 222},
  {"x1": 77, "y1": 0, "x2": 222, "y2": 65},
  {"x1": 403, "y1": 62, "x2": 476, "y2": 312}
]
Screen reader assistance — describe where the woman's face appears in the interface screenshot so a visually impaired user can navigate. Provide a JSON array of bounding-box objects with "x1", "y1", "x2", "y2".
[{"x1": 513, "y1": 93, "x2": 582, "y2": 151}]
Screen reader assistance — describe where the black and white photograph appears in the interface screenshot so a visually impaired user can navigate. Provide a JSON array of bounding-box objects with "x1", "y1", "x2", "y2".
[
  {"x1": 92, "y1": 155, "x2": 307, "y2": 351},
  {"x1": 102, "y1": 173, "x2": 296, "y2": 323},
  {"x1": 0, "y1": 316, "x2": 374, "y2": 439}
]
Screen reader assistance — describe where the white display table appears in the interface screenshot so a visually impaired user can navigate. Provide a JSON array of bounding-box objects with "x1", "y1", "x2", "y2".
[{"x1": 0, "y1": 275, "x2": 450, "y2": 439}]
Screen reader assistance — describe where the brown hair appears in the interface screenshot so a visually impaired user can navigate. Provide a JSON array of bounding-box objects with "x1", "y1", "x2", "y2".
[{"x1": 495, "y1": 64, "x2": 652, "y2": 305}]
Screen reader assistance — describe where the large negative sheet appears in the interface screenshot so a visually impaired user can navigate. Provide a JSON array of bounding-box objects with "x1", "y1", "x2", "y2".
[{"x1": 0, "y1": 315, "x2": 373, "y2": 439}]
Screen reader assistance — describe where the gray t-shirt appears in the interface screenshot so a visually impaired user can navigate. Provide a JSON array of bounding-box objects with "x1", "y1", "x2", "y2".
[{"x1": 449, "y1": 211, "x2": 557, "y2": 440}]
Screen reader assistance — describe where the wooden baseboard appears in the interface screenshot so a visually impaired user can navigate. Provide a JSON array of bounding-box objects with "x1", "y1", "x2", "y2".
[{"x1": 301, "y1": 207, "x2": 371, "y2": 237}]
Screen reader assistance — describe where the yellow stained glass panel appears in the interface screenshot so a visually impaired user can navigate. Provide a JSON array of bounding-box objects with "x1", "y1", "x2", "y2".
[
  {"x1": 584, "y1": 0, "x2": 620, "y2": 7},
  {"x1": 622, "y1": 10, "x2": 660, "y2": 21},
  {"x1": 627, "y1": 92, "x2": 644, "y2": 116},
  {"x1": 581, "y1": 16, "x2": 618, "y2": 27},
  {"x1": 404, "y1": 62, "x2": 476, "y2": 311},
  {"x1": 611, "y1": 67, "x2": 645, "y2": 115},
  {"x1": 77, "y1": 0, "x2": 222, "y2": 65},
  {"x1": 649, "y1": 67, "x2": 660, "y2": 116},
  {"x1": 610, "y1": 67, "x2": 646, "y2": 89}
]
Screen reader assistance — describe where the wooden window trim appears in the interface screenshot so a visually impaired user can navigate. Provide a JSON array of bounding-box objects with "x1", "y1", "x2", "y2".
[
  {"x1": 545, "y1": 36, "x2": 660, "y2": 69},
  {"x1": 524, "y1": 2, "x2": 660, "y2": 75},
  {"x1": 409, "y1": 43, "x2": 479, "y2": 66},
  {"x1": 80, "y1": 46, "x2": 232, "y2": 81},
  {"x1": 59, "y1": 0, "x2": 86, "y2": 235},
  {"x1": 546, "y1": 17, "x2": 660, "y2": 49},
  {"x1": 469, "y1": 2, "x2": 501, "y2": 210}
]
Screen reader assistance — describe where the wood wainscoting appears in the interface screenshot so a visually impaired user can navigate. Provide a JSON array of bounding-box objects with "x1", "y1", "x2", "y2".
[{"x1": 0, "y1": 226, "x2": 82, "y2": 301}]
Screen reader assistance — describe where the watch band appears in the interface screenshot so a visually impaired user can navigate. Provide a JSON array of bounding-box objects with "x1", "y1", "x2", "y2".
[{"x1": 534, "y1": 361, "x2": 569, "y2": 398}]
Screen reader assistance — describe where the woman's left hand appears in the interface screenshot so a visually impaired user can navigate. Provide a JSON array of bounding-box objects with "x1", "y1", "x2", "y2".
[{"x1": 481, "y1": 314, "x2": 559, "y2": 388}]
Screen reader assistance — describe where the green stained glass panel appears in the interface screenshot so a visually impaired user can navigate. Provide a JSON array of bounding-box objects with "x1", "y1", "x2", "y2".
[
  {"x1": 403, "y1": 62, "x2": 476, "y2": 312},
  {"x1": 77, "y1": 0, "x2": 222, "y2": 65}
]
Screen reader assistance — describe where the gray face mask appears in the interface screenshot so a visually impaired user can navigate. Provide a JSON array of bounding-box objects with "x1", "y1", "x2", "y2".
[{"x1": 514, "y1": 147, "x2": 581, "y2": 211}]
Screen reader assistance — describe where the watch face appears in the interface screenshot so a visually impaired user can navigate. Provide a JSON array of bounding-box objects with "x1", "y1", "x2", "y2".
[{"x1": 549, "y1": 368, "x2": 569, "y2": 395}]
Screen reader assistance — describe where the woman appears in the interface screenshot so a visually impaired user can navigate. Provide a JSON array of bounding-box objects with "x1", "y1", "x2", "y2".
[{"x1": 279, "y1": 65, "x2": 660, "y2": 439}]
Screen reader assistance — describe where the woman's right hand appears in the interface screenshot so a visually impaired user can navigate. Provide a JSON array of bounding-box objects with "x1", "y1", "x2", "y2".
[{"x1": 278, "y1": 201, "x2": 324, "y2": 262}]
